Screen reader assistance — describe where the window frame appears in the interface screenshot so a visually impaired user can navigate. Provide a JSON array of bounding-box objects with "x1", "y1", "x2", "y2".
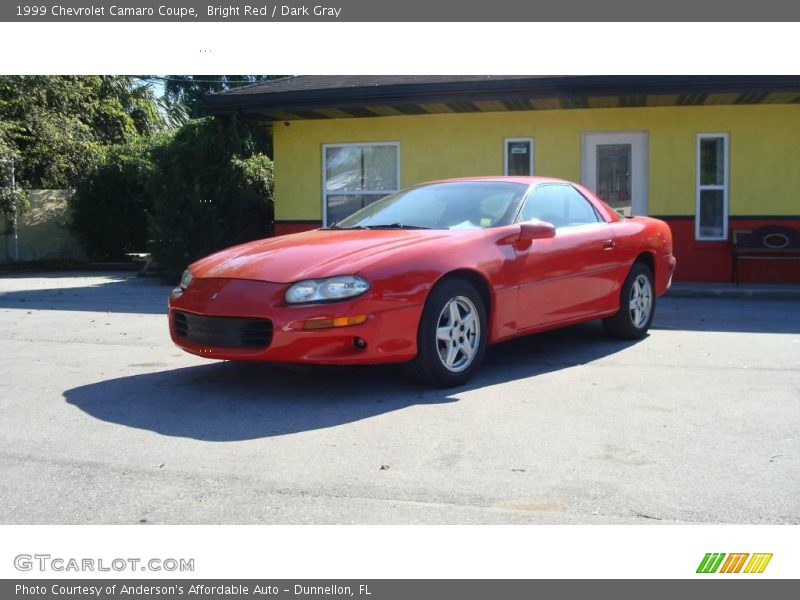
[
  {"x1": 695, "y1": 133, "x2": 729, "y2": 241},
  {"x1": 321, "y1": 141, "x2": 401, "y2": 226},
  {"x1": 503, "y1": 137, "x2": 535, "y2": 176}
]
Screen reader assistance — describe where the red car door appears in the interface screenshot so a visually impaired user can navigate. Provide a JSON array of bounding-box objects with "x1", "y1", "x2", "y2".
[{"x1": 514, "y1": 184, "x2": 621, "y2": 330}]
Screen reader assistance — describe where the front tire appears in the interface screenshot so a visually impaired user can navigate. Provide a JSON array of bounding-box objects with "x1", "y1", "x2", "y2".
[
  {"x1": 603, "y1": 262, "x2": 655, "y2": 339},
  {"x1": 406, "y1": 279, "x2": 487, "y2": 387}
]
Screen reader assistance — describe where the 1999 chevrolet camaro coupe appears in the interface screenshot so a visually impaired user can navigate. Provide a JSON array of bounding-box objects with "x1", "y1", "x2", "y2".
[{"x1": 169, "y1": 177, "x2": 675, "y2": 386}]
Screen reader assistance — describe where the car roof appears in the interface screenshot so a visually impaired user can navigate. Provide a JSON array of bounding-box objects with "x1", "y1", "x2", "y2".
[
  {"x1": 425, "y1": 176, "x2": 570, "y2": 186},
  {"x1": 406, "y1": 175, "x2": 621, "y2": 223}
]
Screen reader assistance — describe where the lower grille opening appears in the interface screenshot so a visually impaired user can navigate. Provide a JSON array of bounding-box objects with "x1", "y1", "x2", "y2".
[{"x1": 173, "y1": 311, "x2": 273, "y2": 349}]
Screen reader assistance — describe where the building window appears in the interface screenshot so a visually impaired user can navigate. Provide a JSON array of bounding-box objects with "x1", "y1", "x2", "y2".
[
  {"x1": 696, "y1": 133, "x2": 729, "y2": 241},
  {"x1": 504, "y1": 138, "x2": 534, "y2": 176},
  {"x1": 323, "y1": 142, "x2": 399, "y2": 225}
]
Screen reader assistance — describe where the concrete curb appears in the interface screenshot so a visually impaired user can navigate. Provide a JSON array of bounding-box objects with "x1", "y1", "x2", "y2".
[{"x1": 666, "y1": 284, "x2": 800, "y2": 300}]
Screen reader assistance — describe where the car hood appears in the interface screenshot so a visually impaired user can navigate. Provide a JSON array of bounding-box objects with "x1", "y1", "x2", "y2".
[{"x1": 189, "y1": 228, "x2": 457, "y2": 283}]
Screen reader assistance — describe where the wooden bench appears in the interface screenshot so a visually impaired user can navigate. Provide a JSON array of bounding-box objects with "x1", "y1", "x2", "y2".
[
  {"x1": 125, "y1": 252, "x2": 154, "y2": 276},
  {"x1": 732, "y1": 225, "x2": 800, "y2": 284}
]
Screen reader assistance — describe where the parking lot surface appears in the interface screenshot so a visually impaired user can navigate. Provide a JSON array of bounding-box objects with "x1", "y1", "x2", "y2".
[{"x1": 1, "y1": 272, "x2": 798, "y2": 524}]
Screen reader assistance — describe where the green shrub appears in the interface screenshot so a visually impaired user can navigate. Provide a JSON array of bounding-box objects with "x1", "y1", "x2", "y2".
[
  {"x1": 67, "y1": 116, "x2": 273, "y2": 271},
  {"x1": 69, "y1": 137, "x2": 162, "y2": 260},
  {"x1": 0, "y1": 186, "x2": 28, "y2": 217},
  {"x1": 148, "y1": 117, "x2": 274, "y2": 279},
  {"x1": 230, "y1": 153, "x2": 274, "y2": 198}
]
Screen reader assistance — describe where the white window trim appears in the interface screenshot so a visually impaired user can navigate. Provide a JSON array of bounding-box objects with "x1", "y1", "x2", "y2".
[
  {"x1": 321, "y1": 141, "x2": 400, "y2": 226},
  {"x1": 503, "y1": 137, "x2": 535, "y2": 176},
  {"x1": 695, "y1": 133, "x2": 729, "y2": 241}
]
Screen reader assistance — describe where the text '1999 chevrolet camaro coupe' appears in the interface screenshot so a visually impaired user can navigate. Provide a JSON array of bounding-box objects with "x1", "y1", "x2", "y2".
[{"x1": 169, "y1": 177, "x2": 676, "y2": 386}]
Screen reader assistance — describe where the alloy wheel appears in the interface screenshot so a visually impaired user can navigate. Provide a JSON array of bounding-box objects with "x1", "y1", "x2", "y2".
[
  {"x1": 435, "y1": 295, "x2": 481, "y2": 372},
  {"x1": 629, "y1": 274, "x2": 653, "y2": 329}
]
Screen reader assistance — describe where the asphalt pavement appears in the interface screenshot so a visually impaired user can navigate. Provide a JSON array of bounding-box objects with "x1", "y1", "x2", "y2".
[{"x1": 0, "y1": 272, "x2": 798, "y2": 524}]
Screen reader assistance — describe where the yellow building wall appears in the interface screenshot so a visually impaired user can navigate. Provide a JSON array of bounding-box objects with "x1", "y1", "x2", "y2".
[{"x1": 273, "y1": 104, "x2": 800, "y2": 221}]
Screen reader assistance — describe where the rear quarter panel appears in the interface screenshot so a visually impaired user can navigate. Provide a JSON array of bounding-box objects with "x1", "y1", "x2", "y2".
[{"x1": 610, "y1": 216, "x2": 675, "y2": 297}]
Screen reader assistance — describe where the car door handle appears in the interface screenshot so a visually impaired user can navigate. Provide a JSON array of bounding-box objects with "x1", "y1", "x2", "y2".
[{"x1": 602, "y1": 239, "x2": 616, "y2": 250}]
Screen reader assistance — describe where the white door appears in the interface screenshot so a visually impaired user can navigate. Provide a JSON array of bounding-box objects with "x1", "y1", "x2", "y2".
[{"x1": 582, "y1": 132, "x2": 648, "y2": 216}]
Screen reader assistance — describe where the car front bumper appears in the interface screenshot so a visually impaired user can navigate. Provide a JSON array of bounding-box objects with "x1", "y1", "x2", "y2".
[{"x1": 168, "y1": 277, "x2": 422, "y2": 365}]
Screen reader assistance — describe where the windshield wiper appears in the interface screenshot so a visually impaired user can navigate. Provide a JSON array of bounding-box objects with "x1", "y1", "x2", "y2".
[
  {"x1": 328, "y1": 223, "x2": 431, "y2": 230},
  {"x1": 360, "y1": 223, "x2": 431, "y2": 230}
]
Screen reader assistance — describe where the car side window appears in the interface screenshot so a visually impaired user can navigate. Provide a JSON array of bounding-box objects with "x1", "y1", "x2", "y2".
[
  {"x1": 520, "y1": 185, "x2": 601, "y2": 229},
  {"x1": 519, "y1": 185, "x2": 567, "y2": 227},
  {"x1": 562, "y1": 186, "x2": 601, "y2": 227}
]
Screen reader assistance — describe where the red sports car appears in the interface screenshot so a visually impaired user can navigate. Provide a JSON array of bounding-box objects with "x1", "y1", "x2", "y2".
[{"x1": 168, "y1": 177, "x2": 675, "y2": 386}]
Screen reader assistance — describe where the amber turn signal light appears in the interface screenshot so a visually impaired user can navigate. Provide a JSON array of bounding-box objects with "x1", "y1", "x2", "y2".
[{"x1": 303, "y1": 314, "x2": 368, "y2": 330}]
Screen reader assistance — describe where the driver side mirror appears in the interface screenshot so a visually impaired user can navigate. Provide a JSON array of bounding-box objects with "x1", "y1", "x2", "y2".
[{"x1": 518, "y1": 219, "x2": 556, "y2": 242}]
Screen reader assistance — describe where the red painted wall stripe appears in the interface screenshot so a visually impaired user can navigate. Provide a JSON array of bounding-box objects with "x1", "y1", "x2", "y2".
[{"x1": 659, "y1": 217, "x2": 800, "y2": 283}]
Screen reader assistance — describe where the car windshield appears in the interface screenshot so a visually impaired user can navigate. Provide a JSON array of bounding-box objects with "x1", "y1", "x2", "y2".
[{"x1": 332, "y1": 181, "x2": 529, "y2": 230}]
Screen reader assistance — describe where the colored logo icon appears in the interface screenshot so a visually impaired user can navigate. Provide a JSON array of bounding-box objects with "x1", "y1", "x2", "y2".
[{"x1": 697, "y1": 553, "x2": 773, "y2": 574}]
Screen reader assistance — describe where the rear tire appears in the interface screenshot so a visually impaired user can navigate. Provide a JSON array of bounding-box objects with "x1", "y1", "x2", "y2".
[
  {"x1": 405, "y1": 278, "x2": 487, "y2": 387},
  {"x1": 602, "y1": 262, "x2": 655, "y2": 339}
]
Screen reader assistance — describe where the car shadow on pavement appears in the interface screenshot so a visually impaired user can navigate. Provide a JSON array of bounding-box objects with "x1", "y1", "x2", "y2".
[
  {"x1": 64, "y1": 361, "x2": 455, "y2": 441},
  {"x1": 0, "y1": 273, "x2": 171, "y2": 315},
  {"x1": 473, "y1": 321, "x2": 640, "y2": 387},
  {"x1": 64, "y1": 321, "x2": 640, "y2": 442}
]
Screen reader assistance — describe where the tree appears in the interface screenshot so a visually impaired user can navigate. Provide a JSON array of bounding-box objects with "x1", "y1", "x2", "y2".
[
  {"x1": 0, "y1": 76, "x2": 183, "y2": 189},
  {"x1": 1, "y1": 76, "x2": 275, "y2": 267},
  {"x1": 148, "y1": 116, "x2": 273, "y2": 277},
  {"x1": 0, "y1": 127, "x2": 27, "y2": 217},
  {"x1": 70, "y1": 136, "x2": 166, "y2": 260},
  {"x1": 161, "y1": 75, "x2": 280, "y2": 118}
]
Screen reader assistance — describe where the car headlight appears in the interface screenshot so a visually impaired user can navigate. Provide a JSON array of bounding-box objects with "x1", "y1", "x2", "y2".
[
  {"x1": 180, "y1": 269, "x2": 193, "y2": 290},
  {"x1": 285, "y1": 275, "x2": 370, "y2": 304}
]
